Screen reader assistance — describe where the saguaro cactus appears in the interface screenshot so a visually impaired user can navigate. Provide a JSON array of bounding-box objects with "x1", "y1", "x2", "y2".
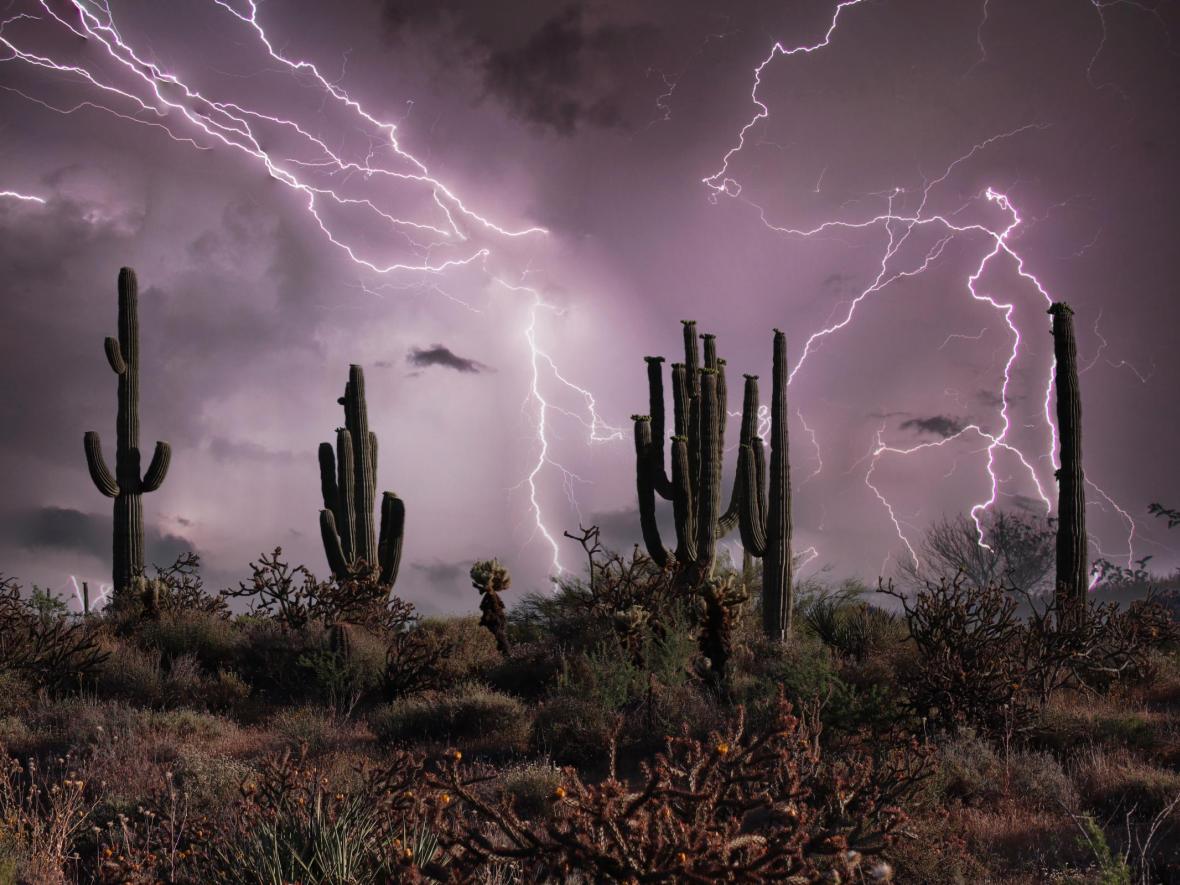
[
  {"x1": 633, "y1": 324, "x2": 794, "y2": 640},
  {"x1": 84, "y1": 268, "x2": 172, "y2": 597},
  {"x1": 318, "y1": 365, "x2": 405, "y2": 586},
  {"x1": 1049, "y1": 302, "x2": 1087, "y2": 625}
]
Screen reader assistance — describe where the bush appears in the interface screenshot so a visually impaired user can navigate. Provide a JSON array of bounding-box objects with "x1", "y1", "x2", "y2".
[
  {"x1": 370, "y1": 684, "x2": 531, "y2": 757},
  {"x1": 269, "y1": 705, "x2": 349, "y2": 756},
  {"x1": 138, "y1": 610, "x2": 241, "y2": 671},
  {"x1": 498, "y1": 762, "x2": 563, "y2": 820}
]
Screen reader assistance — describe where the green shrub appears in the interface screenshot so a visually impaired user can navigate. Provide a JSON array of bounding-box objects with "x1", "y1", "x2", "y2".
[
  {"x1": 370, "y1": 684, "x2": 530, "y2": 757},
  {"x1": 95, "y1": 642, "x2": 165, "y2": 705},
  {"x1": 532, "y1": 695, "x2": 617, "y2": 767}
]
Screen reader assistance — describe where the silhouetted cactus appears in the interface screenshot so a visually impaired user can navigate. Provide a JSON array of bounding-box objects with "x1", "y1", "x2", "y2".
[
  {"x1": 329, "y1": 620, "x2": 356, "y2": 662},
  {"x1": 471, "y1": 559, "x2": 511, "y2": 656},
  {"x1": 633, "y1": 325, "x2": 794, "y2": 640},
  {"x1": 1049, "y1": 302, "x2": 1087, "y2": 625},
  {"x1": 318, "y1": 365, "x2": 405, "y2": 586},
  {"x1": 84, "y1": 268, "x2": 172, "y2": 597}
]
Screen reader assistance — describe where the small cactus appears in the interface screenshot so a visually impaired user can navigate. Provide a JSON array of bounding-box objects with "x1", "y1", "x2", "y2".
[
  {"x1": 698, "y1": 576, "x2": 748, "y2": 691},
  {"x1": 470, "y1": 559, "x2": 511, "y2": 657},
  {"x1": 329, "y1": 621, "x2": 356, "y2": 662}
]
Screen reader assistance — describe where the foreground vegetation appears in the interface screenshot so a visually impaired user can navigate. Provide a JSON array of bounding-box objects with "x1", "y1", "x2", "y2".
[{"x1": 0, "y1": 532, "x2": 1178, "y2": 884}]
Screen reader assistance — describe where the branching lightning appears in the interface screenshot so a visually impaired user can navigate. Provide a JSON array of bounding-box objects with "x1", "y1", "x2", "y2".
[
  {"x1": 0, "y1": 0, "x2": 621, "y2": 575},
  {"x1": 706, "y1": 0, "x2": 1144, "y2": 578}
]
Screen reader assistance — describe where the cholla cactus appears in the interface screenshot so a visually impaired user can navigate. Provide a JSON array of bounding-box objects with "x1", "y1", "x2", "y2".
[
  {"x1": 84, "y1": 268, "x2": 172, "y2": 597},
  {"x1": 471, "y1": 559, "x2": 511, "y2": 656},
  {"x1": 613, "y1": 604, "x2": 652, "y2": 665},
  {"x1": 698, "y1": 576, "x2": 748, "y2": 690}
]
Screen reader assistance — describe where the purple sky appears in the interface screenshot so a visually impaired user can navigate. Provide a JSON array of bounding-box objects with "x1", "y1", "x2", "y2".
[{"x1": 1, "y1": 0, "x2": 1177, "y2": 612}]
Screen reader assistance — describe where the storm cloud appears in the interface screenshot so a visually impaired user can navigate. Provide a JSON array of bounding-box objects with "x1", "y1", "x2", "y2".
[{"x1": 406, "y1": 345, "x2": 490, "y2": 374}]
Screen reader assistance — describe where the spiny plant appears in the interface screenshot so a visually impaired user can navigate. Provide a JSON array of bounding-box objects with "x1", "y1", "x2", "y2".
[
  {"x1": 318, "y1": 364, "x2": 405, "y2": 586},
  {"x1": 471, "y1": 559, "x2": 512, "y2": 657},
  {"x1": 84, "y1": 267, "x2": 172, "y2": 597},
  {"x1": 1049, "y1": 302, "x2": 1087, "y2": 626},
  {"x1": 633, "y1": 323, "x2": 794, "y2": 640}
]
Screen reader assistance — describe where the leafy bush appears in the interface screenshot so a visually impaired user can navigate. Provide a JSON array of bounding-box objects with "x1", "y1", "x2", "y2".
[{"x1": 0, "y1": 576, "x2": 108, "y2": 693}]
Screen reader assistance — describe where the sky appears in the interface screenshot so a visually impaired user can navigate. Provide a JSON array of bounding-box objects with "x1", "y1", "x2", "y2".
[{"x1": 0, "y1": 0, "x2": 1177, "y2": 613}]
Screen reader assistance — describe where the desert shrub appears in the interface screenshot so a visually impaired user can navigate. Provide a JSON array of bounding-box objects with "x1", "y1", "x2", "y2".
[
  {"x1": 233, "y1": 618, "x2": 324, "y2": 703},
  {"x1": 801, "y1": 591, "x2": 904, "y2": 662},
  {"x1": 269, "y1": 706, "x2": 348, "y2": 756},
  {"x1": 935, "y1": 733, "x2": 1075, "y2": 810},
  {"x1": 193, "y1": 748, "x2": 442, "y2": 884},
  {"x1": 370, "y1": 684, "x2": 531, "y2": 757},
  {"x1": 0, "y1": 752, "x2": 95, "y2": 884},
  {"x1": 94, "y1": 642, "x2": 165, "y2": 706},
  {"x1": 221, "y1": 550, "x2": 420, "y2": 638},
  {"x1": 297, "y1": 625, "x2": 386, "y2": 718},
  {"x1": 383, "y1": 620, "x2": 455, "y2": 699},
  {"x1": 419, "y1": 616, "x2": 501, "y2": 686},
  {"x1": 485, "y1": 640, "x2": 562, "y2": 700},
  {"x1": 0, "y1": 576, "x2": 108, "y2": 694},
  {"x1": 883, "y1": 576, "x2": 1176, "y2": 738},
  {"x1": 438, "y1": 695, "x2": 929, "y2": 882},
  {"x1": 202, "y1": 669, "x2": 251, "y2": 713},
  {"x1": 498, "y1": 761, "x2": 563, "y2": 820},
  {"x1": 137, "y1": 610, "x2": 241, "y2": 672},
  {"x1": 532, "y1": 694, "x2": 619, "y2": 767}
]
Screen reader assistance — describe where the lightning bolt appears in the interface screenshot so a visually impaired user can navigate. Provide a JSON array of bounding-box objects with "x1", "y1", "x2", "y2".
[
  {"x1": 1, "y1": 0, "x2": 622, "y2": 577},
  {"x1": 706, "y1": 1, "x2": 1143, "y2": 575},
  {"x1": 0, "y1": 188, "x2": 46, "y2": 203}
]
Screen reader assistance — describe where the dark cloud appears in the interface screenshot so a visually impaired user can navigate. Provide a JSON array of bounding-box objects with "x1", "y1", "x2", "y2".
[
  {"x1": 407, "y1": 344, "x2": 490, "y2": 374},
  {"x1": 378, "y1": 2, "x2": 656, "y2": 134},
  {"x1": 1, "y1": 506, "x2": 197, "y2": 566},
  {"x1": 899, "y1": 415, "x2": 965, "y2": 438}
]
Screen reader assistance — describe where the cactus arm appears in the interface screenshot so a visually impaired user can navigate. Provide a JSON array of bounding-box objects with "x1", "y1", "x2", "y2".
[
  {"x1": 377, "y1": 491, "x2": 405, "y2": 587},
  {"x1": 718, "y1": 373, "x2": 759, "y2": 536},
  {"x1": 681, "y1": 321, "x2": 700, "y2": 396},
  {"x1": 715, "y1": 356, "x2": 727, "y2": 455},
  {"x1": 335, "y1": 428, "x2": 356, "y2": 564},
  {"x1": 319, "y1": 510, "x2": 349, "y2": 580},
  {"x1": 633, "y1": 415, "x2": 670, "y2": 567},
  {"x1": 369, "y1": 431, "x2": 378, "y2": 479},
  {"x1": 318, "y1": 442, "x2": 339, "y2": 513},
  {"x1": 83, "y1": 431, "x2": 120, "y2": 498},
  {"x1": 644, "y1": 356, "x2": 674, "y2": 500},
  {"x1": 140, "y1": 441, "x2": 171, "y2": 492},
  {"x1": 671, "y1": 436, "x2": 697, "y2": 565},
  {"x1": 738, "y1": 443, "x2": 767, "y2": 556},
  {"x1": 104, "y1": 337, "x2": 126, "y2": 375},
  {"x1": 695, "y1": 370, "x2": 723, "y2": 574}
]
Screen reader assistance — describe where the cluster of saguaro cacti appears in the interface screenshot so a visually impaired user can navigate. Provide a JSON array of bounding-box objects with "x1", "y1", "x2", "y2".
[
  {"x1": 318, "y1": 365, "x2": 405, "y2": 586},
  {"x1": 470, "y1": 559, "x2": 511, "y2": 656},
  {"x1": 84, "y1": 268, "x2": 172, "y2": 598},
  {"x1": 632, "y1": 322, "x2": 794, "y2": 641},
  {"x1": 1049, "y1": 302, "x2": 1087, "y2": 626}
]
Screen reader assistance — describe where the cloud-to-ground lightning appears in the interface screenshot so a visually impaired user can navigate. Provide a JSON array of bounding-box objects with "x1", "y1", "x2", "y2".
[
  {"x1": 705, "y1": 0, "x2": 1143, "y2": 577},
  {"x1": 494, "y1": 276, "x2": 625, "y2": 575},
  {"x1": 1, "y1": 0, "x2": 620, "y2": 575}
]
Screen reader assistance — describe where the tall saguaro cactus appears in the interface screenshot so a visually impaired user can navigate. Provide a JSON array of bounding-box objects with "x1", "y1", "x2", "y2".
[
  {"x1": 1049, "y1": 302, "x2": 1087, "y2": 625},
  {"x1": 318, "y1": 365, "x2": 405, "y2": 586},
  {"x1": 84, "y1": 268, "x2": 172, "y2": 597},
  {"x1": 633, "y1": 323, "x2": 794, "y2": 640}
]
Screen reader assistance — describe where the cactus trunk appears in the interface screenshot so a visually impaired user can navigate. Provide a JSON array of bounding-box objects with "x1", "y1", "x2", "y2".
[
  {"x1": 84, "y1": 268, "x2": 171, "y2": 598},
  {"x1": 1049, "y1": 303, "x2": 1088, "y2": 626}
]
